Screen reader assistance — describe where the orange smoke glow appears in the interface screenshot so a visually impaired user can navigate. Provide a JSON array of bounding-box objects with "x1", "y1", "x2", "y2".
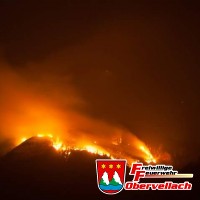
[{"x1": 1, "y1": 64, "x2": 160, "y2": 166}]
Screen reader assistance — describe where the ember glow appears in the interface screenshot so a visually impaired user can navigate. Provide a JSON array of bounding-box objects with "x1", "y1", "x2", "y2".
[
  {"x1": 17, "y1": 134, "x2": 157, "y2": 165},
  {"x1": 21, "y1": 137, "x2": 27, "y2": 143}
]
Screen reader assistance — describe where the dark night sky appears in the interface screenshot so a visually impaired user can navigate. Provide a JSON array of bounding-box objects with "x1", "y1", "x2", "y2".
[{"x1": 0, "y1": 0, "x2": 199, "y2": 165}]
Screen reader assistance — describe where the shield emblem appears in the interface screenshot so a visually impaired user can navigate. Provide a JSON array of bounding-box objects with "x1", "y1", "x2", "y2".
[{"x1": 96, "y1": 159, "x2": 126, "y2": 195}]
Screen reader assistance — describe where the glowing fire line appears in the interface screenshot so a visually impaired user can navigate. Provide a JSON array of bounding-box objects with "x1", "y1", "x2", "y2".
[{"x1": 18, "y1": 134, "x2": 156, "y2": 165}]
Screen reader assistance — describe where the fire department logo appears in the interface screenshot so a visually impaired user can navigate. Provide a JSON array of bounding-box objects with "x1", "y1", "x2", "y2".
[{"x1": 96, "y1": 159, "x2": 126, "y2": 194}]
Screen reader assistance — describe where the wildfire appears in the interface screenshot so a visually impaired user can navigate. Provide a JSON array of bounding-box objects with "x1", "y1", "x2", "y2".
[
  {"x1": 17, "y1": 134, "x2": 157, "y2": 165},
  {"x1": 21, "y1": 137, "x2": 27, "y2": 143},
  {"x1": 52, "y1": 138, "x2": 66, "y2": 151},
  {"x1": 139, "y1": 145, "x2": 156, "y2": 163}
]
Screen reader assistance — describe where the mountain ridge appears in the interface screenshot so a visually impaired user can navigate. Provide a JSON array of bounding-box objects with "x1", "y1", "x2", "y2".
[{"x1": 0, "y1": 137, "x2": 198, "y2": 199}]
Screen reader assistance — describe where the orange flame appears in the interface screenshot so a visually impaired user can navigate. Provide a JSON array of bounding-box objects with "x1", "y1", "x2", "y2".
[
  {"x1": 139, "y1": 145, "x2": 156, "y2": 163},
  {"x1": 17, "y1": 134, "x2": 157, "y2": 165}
]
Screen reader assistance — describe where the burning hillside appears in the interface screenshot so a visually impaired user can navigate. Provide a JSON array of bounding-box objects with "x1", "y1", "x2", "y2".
[
  {"x1": 0, "y1": 136, "x2": 197, "y2": 200},
  {"x1": 16, "y1": 134, "x2": 157, "y2": 165}
]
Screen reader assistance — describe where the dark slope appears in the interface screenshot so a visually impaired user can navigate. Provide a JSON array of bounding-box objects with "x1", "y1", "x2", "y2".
[
  {"x1": 0, "y1": 137, "x2": 198, "y2": 200},
  {"x1": 0, "y1": 137, "x2": 106, "y2": 199}
]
